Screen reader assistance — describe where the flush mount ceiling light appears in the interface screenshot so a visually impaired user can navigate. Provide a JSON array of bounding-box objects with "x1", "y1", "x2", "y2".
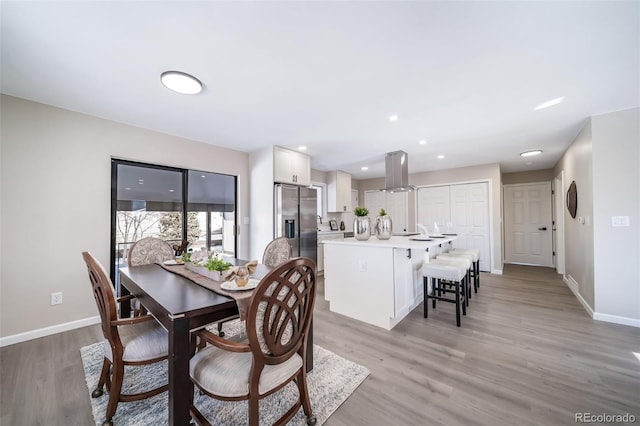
[
  {"x1": 361, "y1": 166, "x2": 368, "y2": 170},
  {"x1": 161, "y1": 71, "x2": 203, "y2": 95},
  {"x1": 419, "y1": 140, "x2": 427, "y2": 145},
  {"x1": 389, "y1": 115, "x2": 399, "y2": 122},
  {"x1": 520, "y1": 150, "x2": 543, "y2": 157},
  {"x1": 437, "y1": 155, "x2": 445, "y2": 159},
  {"x1": 534, "y1": 96, "x2": 564, "y2": 111}
]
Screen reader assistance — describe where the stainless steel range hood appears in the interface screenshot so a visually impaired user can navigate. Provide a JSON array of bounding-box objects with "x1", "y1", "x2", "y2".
[{"x1": 383, "y1": 150, "x2": 415, "y2": 192}]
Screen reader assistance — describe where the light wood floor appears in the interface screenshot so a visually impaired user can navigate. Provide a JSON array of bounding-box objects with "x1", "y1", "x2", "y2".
[{"x1": 2, "y1": 265, "x2": 639, "y2": 425}]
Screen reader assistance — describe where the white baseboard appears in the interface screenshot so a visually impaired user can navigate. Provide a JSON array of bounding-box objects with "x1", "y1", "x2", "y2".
[
  {"x1": 0, "y1": 316, "x2": 101, "y2": 348},
  {"x1": 563, "y1": 275, "x2": 639, "y2": 327},
  {"x1": 564, "y1": 275, "x2": 594, "y2": 317},
  {"x1": 593, "y1": 313, "x2": 640, "y2": 328},
  {"x1": 491, "y1": 269, "x2": 503, "y2": 275}
]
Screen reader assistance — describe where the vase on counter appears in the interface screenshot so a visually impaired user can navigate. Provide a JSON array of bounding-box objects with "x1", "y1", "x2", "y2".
[
  {"x1": 375, "y1": 208, "x2": 392, "y2": 240},
  {"x1": 352, "y1": 206, "x2": 371, "y2": 241}
]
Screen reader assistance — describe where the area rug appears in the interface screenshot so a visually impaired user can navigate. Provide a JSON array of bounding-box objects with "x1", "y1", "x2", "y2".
[{"x1": 80, "y1": 323, "x2": 369, "y2": 425}]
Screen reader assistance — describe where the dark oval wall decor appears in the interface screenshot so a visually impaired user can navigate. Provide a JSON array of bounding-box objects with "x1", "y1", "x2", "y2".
[{"x1": 567, "y1": 181, "x2": 577, "y2": 218}]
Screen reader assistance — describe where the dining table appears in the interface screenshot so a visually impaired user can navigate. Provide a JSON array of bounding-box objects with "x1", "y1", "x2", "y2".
[{"x1": 119, "y1": 258, "x2": 314, "y2": 426}]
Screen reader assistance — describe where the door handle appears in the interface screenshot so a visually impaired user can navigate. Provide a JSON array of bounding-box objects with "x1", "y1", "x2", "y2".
[{"x1": 538, "y1": 227, "x2": 547, "y2": 231}]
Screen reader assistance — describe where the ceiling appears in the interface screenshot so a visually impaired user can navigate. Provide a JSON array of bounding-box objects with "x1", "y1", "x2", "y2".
[{"x1": 1, "y1": 1, "x2": 638, "y2": 180}]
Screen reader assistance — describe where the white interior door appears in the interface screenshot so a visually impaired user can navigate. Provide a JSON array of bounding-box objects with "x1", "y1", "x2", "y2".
[
  {"x1": 364, "y1": 191, "x2": 386, "y2": 234},
  {"x1": 417, "y1": 183, "x2": 491, "y2": 271},
  {"x1": 416, "y1": 186, "x2": 450, "y2": 231},
  {"x1": 504, "y1": 183, "x2": 553, "y2": 267},
  {"x1": 386, "y1": 192, "x2": 408, "y2": 232},
  {"x1": 450, "y1": 183, "x2": 491, "y2": 272}
]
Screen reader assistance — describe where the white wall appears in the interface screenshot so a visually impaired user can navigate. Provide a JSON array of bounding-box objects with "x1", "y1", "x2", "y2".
[
  {"x1": 592, "y1": 108, "x2": 640, "y2": 322},
  {"x1": 248, "y1": 147, "x2": 275, "y2": 260},
  {"x1": 0, "y1": 95, "x2": 251, "y2": 339}
]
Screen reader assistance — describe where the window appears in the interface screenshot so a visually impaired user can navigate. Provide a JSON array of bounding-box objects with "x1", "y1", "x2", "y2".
[{"x1": 110, "y1": 160, "x2": 237, "y2": 288}]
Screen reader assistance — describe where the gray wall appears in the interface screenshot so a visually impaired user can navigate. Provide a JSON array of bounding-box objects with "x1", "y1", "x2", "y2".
[
  {"x1": 554, "y1": 107, "x2": 640, "y2": 324},
  {"x1": 591, "y1": 108, "x2": 639, "y2": 321},
  {"x1": 554, "y1": 121, "x2": 595, "y2": 308},
  {"x1": 502, "y1": 169, "x2": 554, "y2": 185},
  {"x1": 1, "y1": 95, "x2": 252, "y2": 338}
]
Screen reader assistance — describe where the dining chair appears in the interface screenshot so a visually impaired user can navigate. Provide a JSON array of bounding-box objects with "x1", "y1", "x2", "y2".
[
  {"x1": 216, "y1": 236, "x2": 293, "y2": 337},
  {"x1": 261, "y1": 236, "x2": 293, "y2": 267},
  {"x1": 127, "y1": 236, "x2": 175, "y2": 266},
  {"x1": 127, "y1": 237, "x2": 175, "y2": 315},
  {"x1": 81, "y1": 252, "x2": 168, "y2": 426},
  {"x1": 190, "y1": 257, "x2": 317, "y2": 426}
]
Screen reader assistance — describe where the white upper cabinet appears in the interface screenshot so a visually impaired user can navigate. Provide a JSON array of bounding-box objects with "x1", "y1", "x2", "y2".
[
  {"x1": 273, "y1": 146, "x2": 311, "y2": 186},
  {"x1": 327, "y1": 170, "x2": 352, "y2": 212}
]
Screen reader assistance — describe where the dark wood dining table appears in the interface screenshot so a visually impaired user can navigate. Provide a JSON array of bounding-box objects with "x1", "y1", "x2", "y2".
[{"x1": 119, "y1": 260, "x2": 313, "y2": 426}]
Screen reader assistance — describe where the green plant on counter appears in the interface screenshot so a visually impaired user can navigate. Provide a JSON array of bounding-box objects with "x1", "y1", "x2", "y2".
[
  {"x1": 353, "y1": 206, "x2": 369, "y2": 217},
  {"x1": 379, "y1": 208, "x2": 387, "y2": 216},
  {"x1": 181, "y1": 252, "x2": 192, "y2": 263},
  {"x1": 204, "y1": 256, "x2": 233, "y2": 272}
]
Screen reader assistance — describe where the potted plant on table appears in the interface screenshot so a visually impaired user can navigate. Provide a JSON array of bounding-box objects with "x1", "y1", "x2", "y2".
[
  {"x1": 375, "y1": 208, "x2": 393, "y2": 240},
  {"x1": 353, "y1": 206, "x2": 371, "y2": 241},
  {"x1": 184, "y1": 248, "x2": 233, "y2": 281}
]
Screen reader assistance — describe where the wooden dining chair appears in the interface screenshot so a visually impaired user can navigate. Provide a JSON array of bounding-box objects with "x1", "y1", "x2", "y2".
[
  {"x1": 216, "y1": 236, "x2": 293, "y2": 337},
  {"x1": 82, "y1": 252, "x2": 168, "y2": 426},
  {"x1": 190, "y1": 257, "x2": 317, "y2": 426}
]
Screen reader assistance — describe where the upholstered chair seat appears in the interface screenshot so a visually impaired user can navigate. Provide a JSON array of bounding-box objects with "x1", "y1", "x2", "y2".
[
  {"x1": 422, "y1": 262, "x2": 468, "y2": 327},
  {"x1": 102, "y1": 320, "x2": 168, "y2": 363}
]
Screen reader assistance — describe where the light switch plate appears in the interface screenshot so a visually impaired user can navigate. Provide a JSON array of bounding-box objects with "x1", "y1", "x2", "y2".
[{"x1": 611, "y1": 216, "x2": 630, "y2": 227}]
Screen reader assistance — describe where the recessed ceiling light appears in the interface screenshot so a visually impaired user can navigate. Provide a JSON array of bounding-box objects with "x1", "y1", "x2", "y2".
[
  {"x1": 419, "y1": 140, "x2": 427, "y2": 145},
  {"x1": 298, "y1": 146, "x2": 307, "y2": 151},
  {"x1": 201, "y1": 175, "x2": 206, "y2": 178},
  {"x1": 138, "y1": 181, "x2": 144, "y2": 185},
  {"x1": 161, "y1": 71, "x2": 203, "y2": 95},
  {"x1": 520, "y1": 150, "x2": 543, "y2": 157},
  {"x1": 125, "y1": 187, "x2": 131, "y2": 190},
  {"x1": 168, "y1": 189, "x2": 175, "y2": 192},
  {"x1": 534, "y1": 97, "x2": 564, "y2": 110},
  {"x1": 437, "y1": 155, "x2": 445, "y2": 159},
  {"x1": 389, "y1": 115, "x2": 399, "y2": 122},
  {"x1": 361, "y1": 166, "x2": 368, "y2": 171}
]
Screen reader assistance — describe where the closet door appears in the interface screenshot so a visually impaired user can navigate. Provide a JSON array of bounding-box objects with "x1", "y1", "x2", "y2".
[
  {"x1": 450, "y1": 183, "x2": 490, "y2": 272},
  {"x1": 416, "y1": 186, "x2": 450, "y2": 231},
  {"x1": 386, "y1": 192, "x2": 408, "y2": 232},
  {"x1": 417, "y1": 182, "x2": 490, "y2": 272}
]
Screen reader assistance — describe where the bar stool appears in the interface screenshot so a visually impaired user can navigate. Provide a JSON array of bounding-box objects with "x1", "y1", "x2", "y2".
[
  {"x1": 450, "y1": 248, "x2": 481, "y2": 291},
  {"x1": 432, "y1": 256, "x2": 472, "y2": 306},
  {"x1": 422, "y1": 263, "x2": 467, "y2": 327},
  {"x1": 438, "y1": 252, "x2": 477, "y2": 294}
]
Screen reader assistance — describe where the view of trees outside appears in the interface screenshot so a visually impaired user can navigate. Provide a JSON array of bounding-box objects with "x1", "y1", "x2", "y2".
[
  {"x1": 159, "y1": 212, "x2": 200, "y2": 241},
  {"x1": 115, "y1": 210, "x2": 225, "y2": 257}
]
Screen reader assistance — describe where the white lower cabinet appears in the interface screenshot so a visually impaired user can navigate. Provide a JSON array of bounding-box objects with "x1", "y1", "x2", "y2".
[
  {"x1": 317, "y1": 232, "x2": 344, "y2": 274},
  {"x1": 393, "y1": 248, "x2": 424, "y2": 317}
]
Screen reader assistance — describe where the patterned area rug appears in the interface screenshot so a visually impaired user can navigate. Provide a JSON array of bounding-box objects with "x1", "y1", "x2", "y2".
[{"x1": 80, "y1": 322, "x2": 369, "y2": 425}]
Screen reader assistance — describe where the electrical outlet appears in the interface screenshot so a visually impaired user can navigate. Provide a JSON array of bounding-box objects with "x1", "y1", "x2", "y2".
[{"x1": 51, "y1": 292, "x2": 63, "y2": 305}]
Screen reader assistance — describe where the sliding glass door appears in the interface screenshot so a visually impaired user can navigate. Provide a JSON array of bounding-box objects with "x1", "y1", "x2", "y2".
[{"x1": 110, "y1": 160, "x2": 237, "y2": 288}]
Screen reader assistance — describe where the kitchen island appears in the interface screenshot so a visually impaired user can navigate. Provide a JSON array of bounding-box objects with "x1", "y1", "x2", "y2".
[{"x1": 323, "y1": 234, "x2": 460, "y2": 330}]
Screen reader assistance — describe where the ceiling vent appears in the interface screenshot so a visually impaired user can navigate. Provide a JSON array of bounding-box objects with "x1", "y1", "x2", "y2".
[{"x1": 383, "y1": 150, "x2": 415, "y2": 192}]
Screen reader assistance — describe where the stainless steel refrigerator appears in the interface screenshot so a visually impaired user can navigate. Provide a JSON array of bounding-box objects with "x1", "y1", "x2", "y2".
[{"x1": 274, "y1": 184, "x2": 317, "y2": 265}]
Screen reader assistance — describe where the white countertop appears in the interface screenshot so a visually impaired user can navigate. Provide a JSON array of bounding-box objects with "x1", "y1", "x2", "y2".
[{"x1": 323, "y1": 234, "x2": 460, "y2": 250}]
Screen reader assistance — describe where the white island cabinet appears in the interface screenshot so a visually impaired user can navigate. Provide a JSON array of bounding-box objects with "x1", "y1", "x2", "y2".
[{"x1": 323, "y1": 235, "x2": 459, "y2": 330}]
